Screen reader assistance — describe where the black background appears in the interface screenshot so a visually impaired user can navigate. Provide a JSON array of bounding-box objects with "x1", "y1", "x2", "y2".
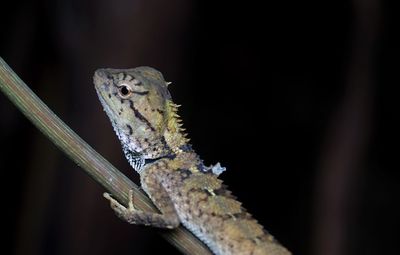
[{"x1": 0, "y1": 0, "x2": 399, "y2": 254}]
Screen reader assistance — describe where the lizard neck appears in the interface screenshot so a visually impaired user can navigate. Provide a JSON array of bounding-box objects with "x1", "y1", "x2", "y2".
[
  {"x1": 124, "y1": 100, "x2": 196, "y2": 174},
  {"x1": 123, "y1": 128, "x2": 191, "y2": 174},
  {"x1": 150, "y1": 148, "x2": 204, "y2": 175}
]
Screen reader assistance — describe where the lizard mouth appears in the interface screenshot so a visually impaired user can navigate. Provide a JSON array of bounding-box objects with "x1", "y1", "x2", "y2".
[{"x1": 96, "y1": 89, "x2": 118, "y2": 118}]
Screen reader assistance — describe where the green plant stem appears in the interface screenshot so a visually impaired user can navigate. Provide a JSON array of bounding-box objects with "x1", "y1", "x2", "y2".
[{"x1": 0, "y1": 57, "x2": 211, "y2": 255}]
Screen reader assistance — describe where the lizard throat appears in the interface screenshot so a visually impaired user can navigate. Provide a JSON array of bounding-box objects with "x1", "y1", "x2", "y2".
[
  {"x1": 122, "y1": 145, "x2": 145, "y2": 173},
  {"x1": 122, "y1": 144, "x2": 176, "y2": 174}
]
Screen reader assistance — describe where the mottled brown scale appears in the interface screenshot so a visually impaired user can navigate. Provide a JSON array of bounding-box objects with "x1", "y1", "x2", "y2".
[
  {"x1": 182, "y1": 174, "x2": 223, "y2": 193},
  {"x1": 140, "y1": 153, "x2": 290, "y2": 255},
  {"x1": 94, "y1": 67, "x2": 291, "y2": 255}
]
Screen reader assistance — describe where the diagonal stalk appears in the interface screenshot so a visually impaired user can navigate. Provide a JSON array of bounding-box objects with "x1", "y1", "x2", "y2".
[{"x1": 0, "y1": 57, "x2": 211, "y2": 255}]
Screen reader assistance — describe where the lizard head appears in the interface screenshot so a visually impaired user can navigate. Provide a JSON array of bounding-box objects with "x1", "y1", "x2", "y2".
[{"x1": 94, "y1": 67, "x2": 188, "y2": 171}]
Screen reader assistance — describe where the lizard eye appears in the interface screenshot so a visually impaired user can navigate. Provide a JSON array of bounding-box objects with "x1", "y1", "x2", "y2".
[{"x1": 118, "y1": 84, "x2": 132, "y2": 99}]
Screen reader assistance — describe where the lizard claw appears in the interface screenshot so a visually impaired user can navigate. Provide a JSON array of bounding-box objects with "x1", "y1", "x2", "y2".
[
  {"x1": 104, "y1": 191, "x2": 146, "y2": 224},
  {"x1": 103, "y1": 191, "x2": 137, "y2": 218},
  {"x1": 103, "y1": 192, "x2": 113, "y2": 201},
  {"x1": 103, "y1": 192, "x2": 126, "y2": 212}
]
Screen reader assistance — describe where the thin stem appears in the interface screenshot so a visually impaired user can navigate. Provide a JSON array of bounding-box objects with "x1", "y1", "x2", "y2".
[{"x1": 0, "y1": 57, "x2": 211, "y2": 255}]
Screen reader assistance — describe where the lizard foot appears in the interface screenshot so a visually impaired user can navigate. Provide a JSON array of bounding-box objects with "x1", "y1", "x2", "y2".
[{"x1": 103, "y1": 190, "x2": 137, "y2": 220}]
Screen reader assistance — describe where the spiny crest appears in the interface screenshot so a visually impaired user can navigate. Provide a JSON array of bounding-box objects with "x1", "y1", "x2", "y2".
[{"x1": 165, "y1": 100, "x2": 190, "y2": 146}]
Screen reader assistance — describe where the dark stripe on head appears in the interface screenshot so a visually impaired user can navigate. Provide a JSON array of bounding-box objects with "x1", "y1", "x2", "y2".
[
  {"x1": 132, "y1": 90, "x2": 149, "y2": 96},
  {"x1": 127, "y1": 124, "x2": 133, "y2": 135},
  {"x1": 129, "y1": 100, "x2": 156, "y2": 131}
]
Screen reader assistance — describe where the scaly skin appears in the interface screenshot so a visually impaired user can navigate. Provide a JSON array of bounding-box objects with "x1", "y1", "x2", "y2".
[{"x1": 94, "y1": 67, "x2": 291, "y2": 255}]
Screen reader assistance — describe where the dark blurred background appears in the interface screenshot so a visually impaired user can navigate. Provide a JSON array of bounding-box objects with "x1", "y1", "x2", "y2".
[{"x1": 0, "y1": 0, "x2": 399, "y2": 254}]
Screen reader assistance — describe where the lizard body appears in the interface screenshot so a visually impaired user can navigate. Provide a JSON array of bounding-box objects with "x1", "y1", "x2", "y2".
[{"x1": 94, "y1": 67, "x2": 290, "y2": 255}]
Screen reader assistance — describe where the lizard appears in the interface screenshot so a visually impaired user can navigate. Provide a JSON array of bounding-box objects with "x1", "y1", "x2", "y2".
[{"x1": 94, "y1": 67, "x2": 291, "y2": 255}]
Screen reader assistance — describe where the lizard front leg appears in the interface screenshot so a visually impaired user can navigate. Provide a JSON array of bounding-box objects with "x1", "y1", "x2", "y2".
[{"x1": 104, "y1": 176, "x2": 180, "y2": 229}]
